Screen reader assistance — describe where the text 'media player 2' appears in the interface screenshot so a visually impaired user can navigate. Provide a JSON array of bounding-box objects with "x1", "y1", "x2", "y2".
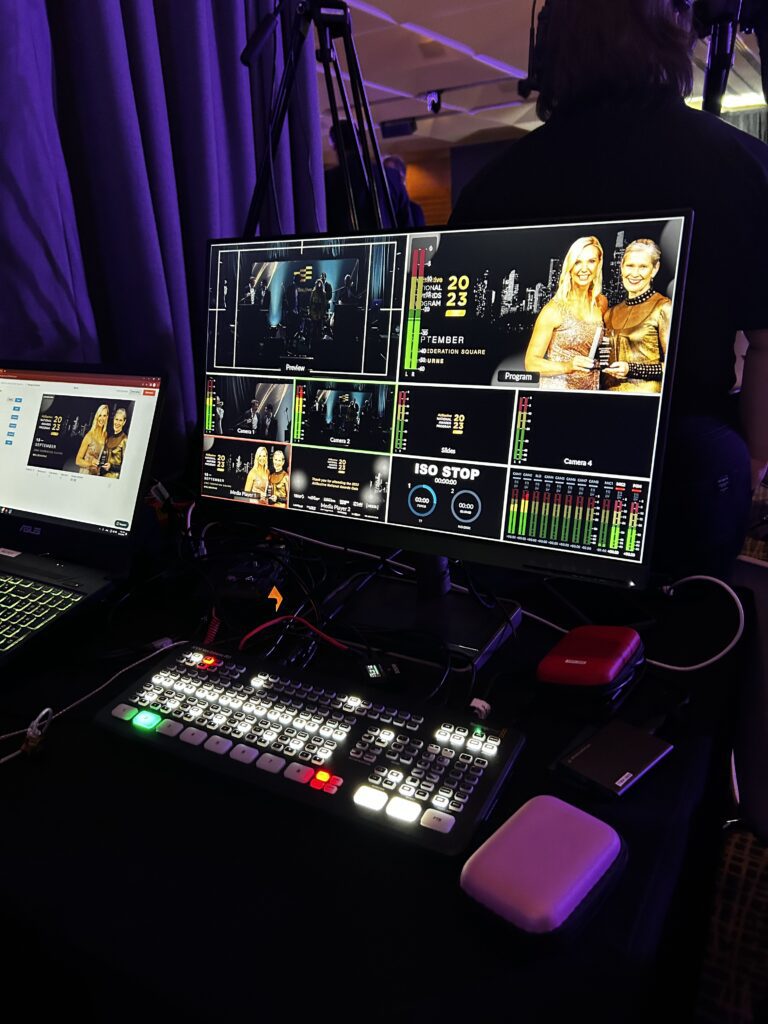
[{"x1": 201, "y1": 213, "x2": 691, "y2": 586}]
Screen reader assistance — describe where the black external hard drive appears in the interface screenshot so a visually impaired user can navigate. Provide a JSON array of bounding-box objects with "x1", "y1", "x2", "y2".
[{"x1": 557, "y1": 719, "x2": 674, "y2": 796}]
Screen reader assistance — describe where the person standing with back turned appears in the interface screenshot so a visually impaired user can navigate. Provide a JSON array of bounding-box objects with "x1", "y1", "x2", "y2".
[{"x1": 450, "y1": 0, "x2": 768, "y2": 579}]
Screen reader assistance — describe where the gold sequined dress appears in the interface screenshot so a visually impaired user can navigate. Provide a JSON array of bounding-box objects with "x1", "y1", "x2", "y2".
[
  {"x1": 603, "y1": 292, "x2": 671, "y2": 394},
  {"x1": 539, "y1": 303, "x2": 601, "y2": 391}
]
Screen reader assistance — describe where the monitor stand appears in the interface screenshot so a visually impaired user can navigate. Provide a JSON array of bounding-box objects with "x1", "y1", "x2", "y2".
[{"x1": 328, "y1": 555, "x2": 521, "y2": 672}]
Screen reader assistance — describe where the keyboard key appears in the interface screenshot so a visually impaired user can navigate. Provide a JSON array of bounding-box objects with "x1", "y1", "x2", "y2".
[
  {"x1": 256, "y1": 753, "x2": 286, "y2": 773},
  {"x1": 230, "y1": 744, "x2": 259, "y2": 764},
  {"x1": 353, "y1": 785, "x2": 388, "y2": 811},
  {"x1": 420, "y1": 809, "x2": 456, "y2": 833},
  {"x1": 284, "y1": 763, "x2": 314, "y2": 784},
  {"x1": 111, "y1": 704, "x2": 138, "y2": 721},
  {"x1": 385, "y1": 796, "x2": 420, "y2": 823},
  {"x1": 179, "y1": 728, "x2": 208, "y2": 746},
  {"x1": 156, "y1": 720, "x2": 184, "y2": 737},
  {"x1": 204, "y1": 736, "x2": 233, "y2": 755}
]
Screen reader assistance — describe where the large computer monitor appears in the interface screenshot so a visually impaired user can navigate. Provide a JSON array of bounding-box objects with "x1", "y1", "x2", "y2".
[{"x1": 200, "y1": 214, "x2": 691, "y2": 599}]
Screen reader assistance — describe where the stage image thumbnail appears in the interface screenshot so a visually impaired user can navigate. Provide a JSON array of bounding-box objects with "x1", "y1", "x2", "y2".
[
  {"x1": 290, "y1": 449, "x2": 389, "y2": 521},
  {"x1": 292, "y1": 380, "x2": 395, "y2": 453},
  {"x1": 388, "y1": 457, "x2": 506, "y2": 540},
  {"x1": 209, "y1": 237, "x2": 405, "y2": 377},
  {"x1": 401, "y1": 220, "x2": 682, "y2": 390},
  {"x1": 202, "y1": 436, "x2": 291, "y2": 507},
  {"x1": 392, "y1": 385, "x2": 515, "y2": 465},
  {"x1": 205, "y1": 375, "x2": 292, "y2": 442},
  {"x1": 27, "y1": 395, "x2": 135, "y2": 479},
  {"x1": 509, "y1": 390, "x2": 659, "y2": 478}
]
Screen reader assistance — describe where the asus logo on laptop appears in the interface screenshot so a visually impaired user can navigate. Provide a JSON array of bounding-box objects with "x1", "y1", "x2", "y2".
[{"x1": 19, "y1": 524, "x2": 42, "y2": 536}]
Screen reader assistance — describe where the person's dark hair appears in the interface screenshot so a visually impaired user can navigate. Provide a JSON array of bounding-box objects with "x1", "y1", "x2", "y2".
[{"x1": 534, "y1": 0, "x2": 695, "y2": 121}]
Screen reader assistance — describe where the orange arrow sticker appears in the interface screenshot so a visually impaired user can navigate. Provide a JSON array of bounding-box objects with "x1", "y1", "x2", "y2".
[{"x1": 268, "y1": 586, "x2": 283, "y2": 612}]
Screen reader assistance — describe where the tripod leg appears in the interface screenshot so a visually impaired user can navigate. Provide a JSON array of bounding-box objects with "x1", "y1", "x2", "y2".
[{"x1": 243, "y1": 8, "x2": 313, "y2": 237}]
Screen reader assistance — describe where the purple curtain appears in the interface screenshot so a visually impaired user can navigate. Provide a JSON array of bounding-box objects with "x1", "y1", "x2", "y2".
[{"x1": 0, "y1": 0, "x2": 325, "y2": 473}]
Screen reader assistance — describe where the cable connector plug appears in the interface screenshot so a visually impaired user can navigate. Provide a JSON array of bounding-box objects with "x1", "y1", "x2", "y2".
[
  {"x1": 469, "y1": 697, "x2": 491, "y2": 720},
  {"x1": 150, "y1": 480, "x2": 171, "y2": 504},
  {"x1": 20, "y1": 707, "x2": 53, "y2": 754},
  {"x1": 150, "y1": 637, "x2": 175, "y2": 651}
]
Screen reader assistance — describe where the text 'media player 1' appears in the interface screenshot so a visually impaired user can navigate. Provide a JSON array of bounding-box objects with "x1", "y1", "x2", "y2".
[{"x1": 200, "y1": 214, "x2": 690, "y2": 587}]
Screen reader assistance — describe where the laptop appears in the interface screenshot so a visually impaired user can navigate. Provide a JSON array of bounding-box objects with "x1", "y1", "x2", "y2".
[{"x1": 0, "y1": 365, "x2": 164, "y2": 658}]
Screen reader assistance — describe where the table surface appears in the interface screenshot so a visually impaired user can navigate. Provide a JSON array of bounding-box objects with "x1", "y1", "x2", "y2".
[{"x1": 0, "y1": 561, "x2": 754, "y2": 1022}]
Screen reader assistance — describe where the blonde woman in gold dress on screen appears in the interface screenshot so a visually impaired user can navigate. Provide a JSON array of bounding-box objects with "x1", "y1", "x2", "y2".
[
  {"x1": 525, "y1": 236, "x2": 608, "y2": 391},
  {"x1": 244, "y1": 445, "x2": 270, "y2": 499},
  {"x1": 603, "y1": 238, "x2": 672, "y2": 394},
  {"x1": 75, "y1": 404, "x2": 109, "y2": 474}
]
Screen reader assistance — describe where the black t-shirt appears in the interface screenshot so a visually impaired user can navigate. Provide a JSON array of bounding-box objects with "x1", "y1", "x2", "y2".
[{"x1": 450, "y1": 91, "x2": 768, "y2": 422}]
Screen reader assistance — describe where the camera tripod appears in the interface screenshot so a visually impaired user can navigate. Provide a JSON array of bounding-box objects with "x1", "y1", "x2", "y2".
[{"x1": 240, "y1": 0, "x2": 396, "y2": 237}]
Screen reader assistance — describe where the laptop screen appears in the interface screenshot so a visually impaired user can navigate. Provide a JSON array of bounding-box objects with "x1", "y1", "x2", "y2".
[{"x1": 0, "y1": 369, "x2": 162, "y2": 538}]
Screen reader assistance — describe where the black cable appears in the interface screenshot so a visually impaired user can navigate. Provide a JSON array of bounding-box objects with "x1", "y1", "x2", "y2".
[{"x1": 458, "y1": 560, "x2": 523, "y2": 637}]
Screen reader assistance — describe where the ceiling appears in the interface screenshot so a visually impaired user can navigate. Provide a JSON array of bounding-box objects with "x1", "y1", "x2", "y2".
[{"x1": 308, "y1": 0, "x2": 767, "y2": 158}]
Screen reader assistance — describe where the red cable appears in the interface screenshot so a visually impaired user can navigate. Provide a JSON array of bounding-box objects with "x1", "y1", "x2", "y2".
[
  {"x1": 238, "y1": 614, "x2": 349, "y2": 652},
  {"x1": 204, "y1": 608, "x2": 221, "y2": 646}
]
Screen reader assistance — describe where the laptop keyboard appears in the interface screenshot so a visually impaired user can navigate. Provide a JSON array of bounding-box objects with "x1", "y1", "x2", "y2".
[{"x1": 0, "y1": 574, "x2": 83, "y2": 651}]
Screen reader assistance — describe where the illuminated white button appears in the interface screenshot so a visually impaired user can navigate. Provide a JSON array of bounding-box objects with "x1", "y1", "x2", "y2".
[
  {"x1": 385, "y1": 796, "x2": 421, "y2": 823},
  {"x1": 332, "y1": 729, "x2": 347, "y2": 742},
  {"x1": 284, "y1": 763, "x2": 315, "y2": 784},
  {"x1": 420, "y1": 809, "x2": 456, "y2": 833},
  {"x1": 379, "y1": 729, "x2": 395, "y2": 743},
  {"x1": 353, "y1": 785, "x2": 389, "y2": 811},
  {"x1": 450, "y1": 734, "x2": 465, "y2": 747},
  {"x1": 156, "y1": 720, "x2": 184, "y2": 737},
  {"x1": 230, "y1": 744, "x2": 259, "y2": 764},
  {"x1": 111, "y1": 704, "x2": 138, "y2": 721},
  {"x1": 319, "y1": 725, "x2": 334, "y2": 738},
  {"x1": 256, "y1": 753, "x2": 286, "y2": 773},
  {"x1": 435, "y1": 729, "x2": 451, "y2": 743},
  {"x1": 432, "y1": 795, "x2": 450, "y2": 810},
  {"x1": 179, "y1": 727, "x2": 207, "y2": 746},
  {"x1": 346, "y1": 696, "x2": 362, "y2": 708},
  {"x1": 486, "y1": 736, "x2": 501, "y2": 747},
  {"x1": 481, "y1": 743, "x2": 497, "y2": 756},
  {"x1": 467, "y1": 738, "x2": 483, "y2": 752},
  {"x1": 204, "y1": 735, "x2": 233, "y2": 755},
  {"x1": 187, "y1": 652, "x2": 204, "y2": 664}
]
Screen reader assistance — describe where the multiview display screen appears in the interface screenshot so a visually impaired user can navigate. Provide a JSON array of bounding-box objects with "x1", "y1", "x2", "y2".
[{"x1": 202, "y1": 216, "x2": 689, "y2": 585}]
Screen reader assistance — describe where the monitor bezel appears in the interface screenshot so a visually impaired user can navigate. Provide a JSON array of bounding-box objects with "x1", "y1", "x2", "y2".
[{"x1": 198, "y1": 210, "x2": 693, "y2": 589}]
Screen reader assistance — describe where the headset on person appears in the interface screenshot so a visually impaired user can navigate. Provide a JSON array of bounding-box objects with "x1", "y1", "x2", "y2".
[{"x1": 517, "y1": 0, "x2": 768, "y2": 116}]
